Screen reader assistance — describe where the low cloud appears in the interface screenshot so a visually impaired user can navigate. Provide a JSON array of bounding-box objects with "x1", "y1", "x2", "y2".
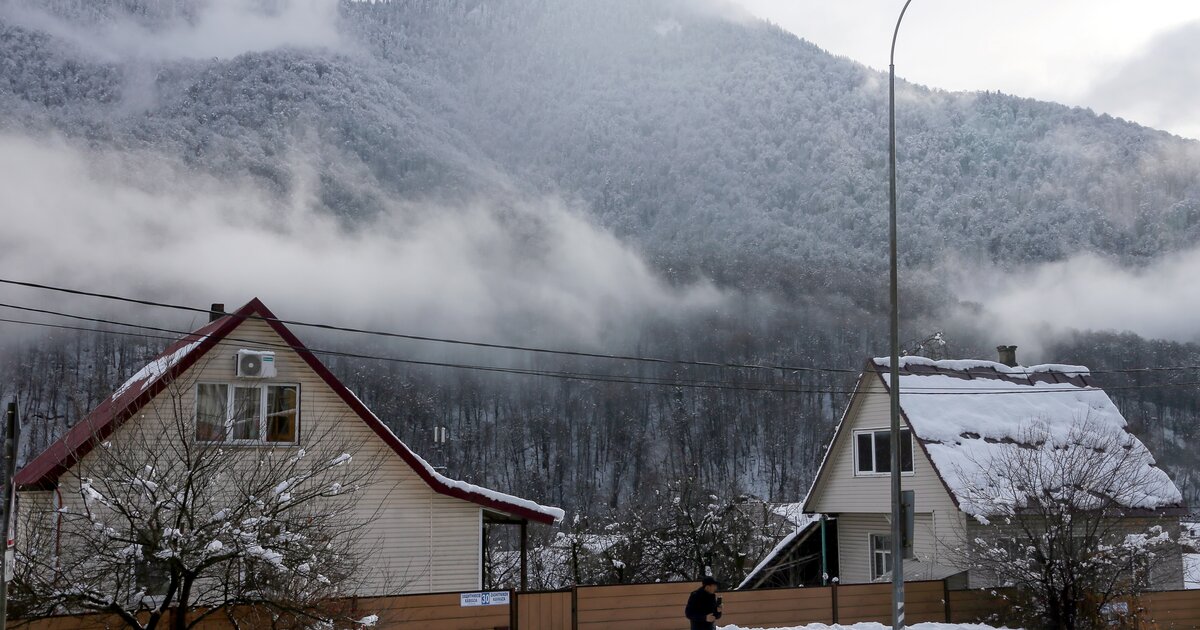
[
  {"x1": 2, "y1": 0, "x2": 343, "y2": 61},
  {"x1": 0, "y1": 134, "x2": 725, "y2": 351},
  {"x1": 948, "y1": 250, "x2": 1200, "y2": 357}
]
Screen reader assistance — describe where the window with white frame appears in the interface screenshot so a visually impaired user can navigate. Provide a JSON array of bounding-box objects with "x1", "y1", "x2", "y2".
[
  {"x1": 195, "y1": 383, "x2": 299, "y2": 444},
  {"x1": 870, "y1": 533, "x2": 893, "y2": 580},
  {"x1": 854, "y1": 428, "x2": 913, "y2": 475}
]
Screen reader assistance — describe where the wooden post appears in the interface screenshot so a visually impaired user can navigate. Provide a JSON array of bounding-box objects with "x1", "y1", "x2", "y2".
[
  {"x1": 943, "y1": 579, "x2": 951, "y2": 623},
  {"x1": 831, "y1": 579, "x2": 838, "y2": 624},
  {"x1": 509, "y1": 588, "x2": 518, "y2": 630},
  {"x1": 520, "y1": 520, "x2": 529, "y2": 592},
  {"x1": 570, "y1": 586, "x2": 579, "y2": 630}
]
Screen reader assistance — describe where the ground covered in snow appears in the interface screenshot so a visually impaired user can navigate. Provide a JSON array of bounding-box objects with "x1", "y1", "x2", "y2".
[{"x1": 720, "y1": 624, "x2": 1018, "y2": 630}]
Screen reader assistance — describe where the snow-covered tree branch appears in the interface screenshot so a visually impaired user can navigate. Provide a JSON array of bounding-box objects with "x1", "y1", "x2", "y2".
[
  {"x1": 12, "y1": 381, "x2": 381, "y2": 630},
  {"x1": 950, "y1": 416, "x2": 1185, "y2": 630}
]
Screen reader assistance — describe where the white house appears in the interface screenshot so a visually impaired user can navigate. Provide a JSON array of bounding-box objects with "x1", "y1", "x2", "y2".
[
  {"x1": 15, "y1": 298, "x2": 563, "y2": 597},
  {"x1": 762, "y1": 351, "x2": 1186, "y2": 589}
]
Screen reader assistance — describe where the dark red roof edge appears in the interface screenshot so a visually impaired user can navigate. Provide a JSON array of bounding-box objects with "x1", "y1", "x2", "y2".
[
  {"x1": 15, "y1": 307, "x2": 246, "y2": 490},
  {"x1": 16, "y1": 299, "x2": 560, "y2": 525}
]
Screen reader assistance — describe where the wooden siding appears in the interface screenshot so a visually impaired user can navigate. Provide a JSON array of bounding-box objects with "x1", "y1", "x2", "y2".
[{"x1": 18, "y1": 318, "x2": 483, "y2": 597}]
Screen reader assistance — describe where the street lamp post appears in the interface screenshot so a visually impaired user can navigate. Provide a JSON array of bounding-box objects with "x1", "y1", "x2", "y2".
[{"x1": 888, "y1": 1, "x2": 914, "y2": 629}]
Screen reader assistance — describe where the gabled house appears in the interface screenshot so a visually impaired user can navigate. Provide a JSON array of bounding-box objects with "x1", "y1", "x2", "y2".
[
  {"x1": 15, "y1": 298, "x2": 563, "y2": 597},
  {"x1": 795, "y1": 351, "x2": 1185, "y2": 588}
]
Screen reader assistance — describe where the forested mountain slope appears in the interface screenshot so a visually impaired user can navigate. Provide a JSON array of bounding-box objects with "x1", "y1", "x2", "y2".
[{"x1": 1, "y1": 0, "x2": 1198, "y2": 569}]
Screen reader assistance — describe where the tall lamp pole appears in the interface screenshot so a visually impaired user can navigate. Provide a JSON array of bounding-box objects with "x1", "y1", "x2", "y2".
[{"x1": 888, "y1": 1, "x2": 914, "y2": 629}]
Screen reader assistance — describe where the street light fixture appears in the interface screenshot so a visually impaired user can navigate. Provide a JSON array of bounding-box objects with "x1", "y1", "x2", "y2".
[{"x1": 888, "y1": 1, "x2": 914, "y2": 629}]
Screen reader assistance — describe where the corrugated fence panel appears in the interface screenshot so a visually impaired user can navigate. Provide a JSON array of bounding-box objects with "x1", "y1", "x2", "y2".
[
  {"x1": 359, "y1": 592, "x2": 510, "y2": 629},
  {"x1": 518, "y1": 591, "x2": 572, "y2": 630},
  {"x1": 19, "y1": 583, "x2": 1200, "y2": 629},
  {"x1": 1142, "y1": 589, "x2": 1200, "y2": 629},
  {"x1": 947, "y1": 587, "x2": 1017, "y2": 624},
  {"x1": 834, "y1": 582, "x2": 892, "y2": 624},
  {"x1": 575, "y1": 582, "x2": 696, "y2": 630},
  {"x1": 721, "y1": 585, "x2": 834, "y2": 627}
]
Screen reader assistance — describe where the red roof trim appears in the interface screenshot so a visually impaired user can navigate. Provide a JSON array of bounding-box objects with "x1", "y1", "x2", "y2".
[
  {"x1": 250, "y1": 302, "x2": 559, "y2": 525},
  {"x1": 15, "y1": 309, "x2": 248, "y2": 490},
  {"x1": 16, "y1": 299, "x2": 559, "y2": 525}
]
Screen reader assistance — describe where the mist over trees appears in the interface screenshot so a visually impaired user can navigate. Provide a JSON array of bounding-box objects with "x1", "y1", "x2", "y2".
[{"x1": 2, "y1": 0, "x2": 1199, "y2": 583}]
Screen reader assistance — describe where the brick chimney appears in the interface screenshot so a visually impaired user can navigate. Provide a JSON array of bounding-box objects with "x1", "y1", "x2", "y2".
[
  {"x1": 209, "y1": 303, "x2": 225, "y2": 323},
  {"x1": 996, "y1": 345, "x2": 1018, "y2": 367}
]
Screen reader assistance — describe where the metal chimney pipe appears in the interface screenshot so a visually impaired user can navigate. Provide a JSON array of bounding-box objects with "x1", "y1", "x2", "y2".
[
  {"x1": 996, "y1": 345, "x2": 1018, "y2": 367},
  {"x1": 209, "y1": 303, "x2": 225, "y2": 323}
]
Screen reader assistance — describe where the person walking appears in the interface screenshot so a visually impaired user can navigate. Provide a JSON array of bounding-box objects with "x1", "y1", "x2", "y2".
[{"x1": 684, "y1": 576, "x2": 723, "y2": 630}]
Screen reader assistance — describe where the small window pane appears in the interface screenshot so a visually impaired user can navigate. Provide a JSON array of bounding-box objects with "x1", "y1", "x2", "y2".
[
  {"x1": 266, "y1": 385, "x2": 298, "y2": 443},
  {"x1": 232, "y1": 387, "x2": 261, "y2": 441},
  {"x1": 874, "y1": 431, "x2": 891, "y2": 473},
  {"x1": 871, "y1": 534, "x2": 893, "y2": 580},
  {"x1": 856, "y1": 433, "x2": 873, "y2": 472},
  {"x1": 900, "y1": 429, "x2": 914, "y2": 472},
  {"x1": 196, "y1": 384, "x2": 228, "y2": 442}
]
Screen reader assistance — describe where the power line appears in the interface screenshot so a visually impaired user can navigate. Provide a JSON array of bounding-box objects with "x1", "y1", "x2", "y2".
[
  {"x1": 0, "y1": 308, "x2": 1196, "y2": 396},
  {"x1": 0, "y1": 277, "x2": 856, "y2": 375},
  {"x1": 0, "y1": 312, "x2": 838, "y2": 394},
  {"x1": 3, "y1": 277, "x2": 1199, "y2": 379}
]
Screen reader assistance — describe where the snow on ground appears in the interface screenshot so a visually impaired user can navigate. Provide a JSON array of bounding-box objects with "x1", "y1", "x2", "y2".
[{"x1": 715, "y1": 619, "x2": 1017, "y2": 624}]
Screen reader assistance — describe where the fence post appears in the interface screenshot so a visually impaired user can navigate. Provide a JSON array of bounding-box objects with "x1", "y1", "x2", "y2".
[
  {"x1": 831, "y1": 580, "x2": 838, "y2": 624},
  {"x1": 571, "y1": 586, "x2": 578, "y2": 630},
  {"x1": 509, "y1": 588, "x2": 518, "y2": 630},
  {"x1": 943, "y1": 579, "x2": 951, "y2": 622}
]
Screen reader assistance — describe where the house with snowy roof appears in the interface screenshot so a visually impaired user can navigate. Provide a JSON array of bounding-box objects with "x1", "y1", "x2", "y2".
[
  {"x1": 15, "y1": 298, "x2": 563, "y2": 598},
  {"x1": 761, "y1": 348, "x2": 1186, "y2": 589}
]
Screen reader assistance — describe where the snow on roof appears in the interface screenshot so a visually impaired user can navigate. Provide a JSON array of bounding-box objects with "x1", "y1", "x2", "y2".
[
  {"x1": 769, "y1": 502, "x2": 810, "y2": 527},
  {"x1": 737, "y1": 513, "x2": 822, "y2": 590},
  {"x1": 111, "y1": 340, "x2": 201, "y2": 401},
  {"x1": 345, "y1": 387, "x2": 565, "y2": 524},
  {"x1": 869, "y1": 358, "x2": 1183, "y2": 517},
  {"x1": 18, "y1": 298, "x2": 564, "y2": 525}
]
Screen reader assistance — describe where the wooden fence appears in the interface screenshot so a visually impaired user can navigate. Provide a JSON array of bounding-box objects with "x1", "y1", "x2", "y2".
[{"x1": 15, "y1": 581, "x2": 1200, "y2": 629}]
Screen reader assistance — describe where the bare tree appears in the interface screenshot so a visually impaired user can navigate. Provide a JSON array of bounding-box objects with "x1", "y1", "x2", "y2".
[
  {"x1": 951, "y1": 417, "x2": 1185, "y2": 630},
  {"x1": 13, "y1": 381, "x2": 381, "y2": 630}
]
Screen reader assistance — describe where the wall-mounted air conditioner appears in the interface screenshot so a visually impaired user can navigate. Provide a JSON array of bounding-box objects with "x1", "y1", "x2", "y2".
[{"x1": 235, "y1": 350, "x2": 277, "y2": 378}]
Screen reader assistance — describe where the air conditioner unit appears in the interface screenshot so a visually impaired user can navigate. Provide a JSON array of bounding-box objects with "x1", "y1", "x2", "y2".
[{"x1": 235, "y1": 350, "x2": 277, "y2": 378}]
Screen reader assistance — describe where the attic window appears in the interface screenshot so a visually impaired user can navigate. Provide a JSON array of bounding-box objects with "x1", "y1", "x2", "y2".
[
  {"x1": 854, "y1": 429, "x2": 913, "y2": 475},
  {"x1": 196, "y1": 383, "x2": 299, "y2": 444}
]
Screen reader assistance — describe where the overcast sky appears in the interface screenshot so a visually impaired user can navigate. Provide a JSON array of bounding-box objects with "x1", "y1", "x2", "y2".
[{"x1": 732, "y1": 0, "x2": 1200, "y2": 140}]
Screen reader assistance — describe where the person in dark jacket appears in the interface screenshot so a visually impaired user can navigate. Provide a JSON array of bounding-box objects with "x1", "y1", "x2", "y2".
[{"x1": 684, "y1": 576, "x2": 723, "y2": 630}]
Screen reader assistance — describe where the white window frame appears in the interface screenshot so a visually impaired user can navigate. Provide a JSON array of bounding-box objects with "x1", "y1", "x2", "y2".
[
  {"x1": 853, "y1": 427, "x2": 914, "y2": 476},
  {"x1": 869, "y1": 533, "x2": 893, "y2": 581},
  {"x1": 195, "y1": 382, "x2": 301, "y2": 445}
]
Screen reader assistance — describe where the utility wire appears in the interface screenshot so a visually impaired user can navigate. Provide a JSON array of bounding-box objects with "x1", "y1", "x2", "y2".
[
  {"x1": 0, "y1": 277, "x2": 854, "y2": 374},
  {"x1": 4, "y1": 277, "x2": 1199, "y2": 379},
  {"x1": 0, "y1": 308, "x2": 1196, "y2": 396}
]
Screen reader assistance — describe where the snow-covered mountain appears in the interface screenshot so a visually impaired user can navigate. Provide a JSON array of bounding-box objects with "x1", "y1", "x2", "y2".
[{"x1": 2, "y1": 0, "x2": 1199, "y2": 521}]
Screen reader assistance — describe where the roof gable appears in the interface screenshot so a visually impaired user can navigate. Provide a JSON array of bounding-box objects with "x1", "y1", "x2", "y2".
[
  {"x1": 16, "y1": 299, "x2": 563, "y2": 525},
  {"x1": 801, "y1": 366, "x2": 960, "y2": 514}
]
